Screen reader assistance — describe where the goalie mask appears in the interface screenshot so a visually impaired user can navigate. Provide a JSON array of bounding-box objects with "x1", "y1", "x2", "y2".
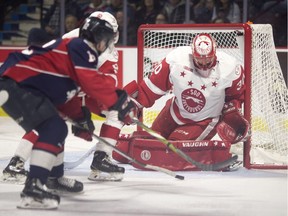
[
  {"x1": 89, "y1": 11, "x2": 119, "y2": 44},
  {"x1": 80, "y1": 17, "x2": 114, "y2": 53},
  {"x1": 191, "y1": 33, "x2": 217, "y2": 77}
]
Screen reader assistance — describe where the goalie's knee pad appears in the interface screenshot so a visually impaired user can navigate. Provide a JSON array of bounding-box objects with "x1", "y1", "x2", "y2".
[{"x1": 0, "y1": 78, "x2": 58, "y2": 132}]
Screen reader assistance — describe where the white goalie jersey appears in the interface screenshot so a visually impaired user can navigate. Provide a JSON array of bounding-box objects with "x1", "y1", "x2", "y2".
[{"x1": 138, "y1": 46, "x2": 245, "y2": 124}]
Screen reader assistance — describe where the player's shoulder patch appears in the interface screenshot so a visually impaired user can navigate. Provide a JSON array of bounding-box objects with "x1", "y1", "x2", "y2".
[
  {"x1": 68, "y1": 38, "x2": 98, "y2": 58},
  {"x1": 67, "y1": 38, "x2": 98, "y2": 67}
]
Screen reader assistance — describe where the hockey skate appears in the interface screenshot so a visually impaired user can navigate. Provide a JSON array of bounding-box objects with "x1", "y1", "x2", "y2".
[
  {"x1": 222, "y1": 160, "x2": 243, "y2": 172},
  {"x1": 1, "y1": 156, "x2": 28, "y2": 184},
  {"x1": 88, "y1": 151, "x2": 125, "y2": 181},
  {"x1": 46, "y1": 176, "x2": 84, "y2": 194},
  {"x1": 17, "y1": 178, "x2": 60, "y2": 210}
]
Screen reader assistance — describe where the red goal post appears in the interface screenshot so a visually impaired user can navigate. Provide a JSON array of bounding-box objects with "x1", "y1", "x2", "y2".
[{"x1": 137, "y1": 23, "x2": 288, "y2": 169}]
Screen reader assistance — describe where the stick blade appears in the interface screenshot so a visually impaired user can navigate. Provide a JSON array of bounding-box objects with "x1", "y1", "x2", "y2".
[{"x1": 175, "y1": 175, "x2": 185, "y2": 180}]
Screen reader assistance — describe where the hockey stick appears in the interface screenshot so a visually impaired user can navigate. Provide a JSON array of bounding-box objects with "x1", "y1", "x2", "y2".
[
  {"x1": 91, "y1": 133, "x2": 184, "y2": 180},
  {"x1": 64, "y1": 144, "x2": 96, "y2": 170},
  {"x1": 131, "y1": 117, "x2": 238, "y2": 171},
  {"x1": 65, "y1": 118, "x2": 185, "y2": 180}
]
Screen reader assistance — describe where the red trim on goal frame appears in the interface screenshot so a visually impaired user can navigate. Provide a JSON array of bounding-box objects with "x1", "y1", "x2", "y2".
[{"x1": 137, "y1": 23, "x2": 287, "y2": 170}]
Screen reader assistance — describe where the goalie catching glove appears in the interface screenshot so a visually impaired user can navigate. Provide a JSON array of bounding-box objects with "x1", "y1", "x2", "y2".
[
  {"x1": 71, "y1": 106, "x2": 95, "y2": 141},
  {"x1": 216, "y1": 101, "x2": 251, "y2": 144},
  {"x1": 110, "y1": 89, "x2": 138, "y2": 125}
]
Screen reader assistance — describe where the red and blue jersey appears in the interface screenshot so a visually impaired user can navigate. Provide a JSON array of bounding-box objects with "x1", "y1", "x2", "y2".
[{"x1": 0, "y1": 38, "x2": 118, "y2": 108}]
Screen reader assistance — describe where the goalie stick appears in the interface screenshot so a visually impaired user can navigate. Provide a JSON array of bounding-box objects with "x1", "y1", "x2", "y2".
[
  {"x1": 131, "y1": 117, "x2": 238, "y2": 171},
  {"x1": 65, "y1": 117, "x2": 185, "y2": 180}
]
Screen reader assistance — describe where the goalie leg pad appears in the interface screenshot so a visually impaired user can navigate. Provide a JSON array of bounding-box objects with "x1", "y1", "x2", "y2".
[
  {"x1": 128, "y1": 138, "x2": 233, "y2": 171},
  {"x1": 112, "y1": 131, "x2": 156, "y2": 163}
]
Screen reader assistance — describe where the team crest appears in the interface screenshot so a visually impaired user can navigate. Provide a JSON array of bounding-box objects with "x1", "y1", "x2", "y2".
[{"x1": 181, "y1": 88, "x2": 206, "y2": 113}]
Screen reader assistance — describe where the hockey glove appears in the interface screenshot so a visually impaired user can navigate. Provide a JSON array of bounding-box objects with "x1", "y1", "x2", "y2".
[
  {"x1": 72, "y1": 106, "x2": 95, "y2": 141},
  {"x1": 216, "y1": 102, "x2": 251, "y2": 144},
  {"x1": 110, "y1": 89, "x2": 137, "y2": 125},
  {"x1": 125, "y1": 97, "x2": 143, "y2": 125},
  {"x1": 123, "y1": 80, "x2": 143, "y2": 124}
]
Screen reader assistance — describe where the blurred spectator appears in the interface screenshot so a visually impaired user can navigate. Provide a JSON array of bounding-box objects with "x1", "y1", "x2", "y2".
[
  {"x1": 193, "y1": 0, "x2": 215, "y2": 23},
  {"x1": 82, "y1": 0, "x2": 107, "y2": 19},
  {"x1": 135, "y1": 0, "x2": 162, "y2": 28},
  {"x1": 211, "y1": 16, "x2": 230, "y2": 23},
  {"x1": 253, "y1": 0, "x2": 287, "y2": 46},
  {"x1": 0, "y1": 0, "x2": 26, "y2": 30},
  {"x1": 105, "y1": 0, "x2": 135, "y2": 20},
  {"x1": 64, "y1": 14, "x2": 79, "y2": 33},
  {"x1": 115, "y1": 10, "x2": 137, "y2": 46},
  {"x1": 27, "y1": 0, "x2": 82, "y2": 46},
  {"x1": 212, "y1": 0, "x2": 241, "y2": 23},
  {"x1": 155, "y1": 12, "x2": 169, "y2": 24},
  {"x1": 128, "y1": 0, "x2": 142, "y2": 10},
  {"x1": 247, "y1": 0, "x2": 268, "y2": 21},
  {"x1": 41, "y1": 0, "x2": 82, "y2": 36},
  {"x1": 162, "y1": 0, "x2": 194, "y2": 24}
]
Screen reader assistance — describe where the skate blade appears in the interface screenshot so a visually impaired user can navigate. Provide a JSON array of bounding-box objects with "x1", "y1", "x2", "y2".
[
  {"x1": 88, "y1": 170, "x2": 123, "y2": 182},
  {"x1": 0, "y1": 173, "x2": 26, "y2": 184},
  {"x1": 17, "y1": 196, "x2": 58, "y2": 210},
  {"x1": 222, "y1": 161, "x2": 243, "y2": 172},
  {"x1": 46, "y1": 188, "x2": 85, "y2": 196}
]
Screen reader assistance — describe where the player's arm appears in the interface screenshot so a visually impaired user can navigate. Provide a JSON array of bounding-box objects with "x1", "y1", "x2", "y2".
[
  {"x1": 57, "y1": 95, "x2": 95, "y2": 141},
  {"x1": 121, "y1": 58, "x2": 173, "y2": 121},
  {"x1": 137, "y1": 58, "x2": 172, "y2": 108},
  {"x1": 67, "y1": 38, "x2": 119, "y2": 108},
  {"x1": 225, "y1": 64, "x2": 245, "y2": 105},
  {"x1": 97, "y1": 59, "x2": 119, "y2": 87},
  {"x1": 67, "y1": 39, "x2": 136, "y2": 126},
  {"x1": 217, "y1": 64, "x2": 250, "y2": 143}
]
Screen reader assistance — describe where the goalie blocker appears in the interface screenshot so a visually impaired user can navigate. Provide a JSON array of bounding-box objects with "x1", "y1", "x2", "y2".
[{"x1": 113, "y1": 131, "x2": 234, "y2": 171}]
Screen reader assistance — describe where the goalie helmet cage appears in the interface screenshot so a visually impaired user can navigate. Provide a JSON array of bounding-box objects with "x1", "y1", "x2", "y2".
[{"x1": 137, "y1": 23, "x2": 288, "y2": 169}]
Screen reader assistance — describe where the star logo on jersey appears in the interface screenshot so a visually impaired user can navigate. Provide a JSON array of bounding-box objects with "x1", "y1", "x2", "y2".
[
  {"x1": 87, "y1": 50, "x2": 96, "y2": 62},
  {"x1": 212, "y1": 81, "x2": 218, "y2": 87},
  {"x1": 180, "y1": 71, "x2": 186, "y2": 77},
  {"x1": 188, "y1": 81, "x2": 193, "y2": 86},
  {"x1": 181, "y1": 88, "x2": 206, "y2": 113},
  {"x1": 201, "y1": 85, "x2": 207, "y2": 90}
]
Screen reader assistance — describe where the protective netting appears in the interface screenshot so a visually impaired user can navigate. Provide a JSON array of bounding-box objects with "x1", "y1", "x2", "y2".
[
  {"x1": 249, "y1": 25, "x2": 288, "y2": 165},
  {"x1": 138, "y1": 24, "x2": 287, "y2": 167}
]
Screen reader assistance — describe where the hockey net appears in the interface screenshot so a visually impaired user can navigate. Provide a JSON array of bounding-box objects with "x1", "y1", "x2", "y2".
[{"x1": 137, "y1": 23, "x2": 288, "y2": 169}]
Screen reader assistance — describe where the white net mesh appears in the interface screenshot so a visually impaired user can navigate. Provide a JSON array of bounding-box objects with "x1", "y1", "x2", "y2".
[
  {"x1": 249, "y1": 24, "x2": 288, "y2": 165},
  {"x1": 138, "y1": 24, "x2": 288, "y2": 167}
]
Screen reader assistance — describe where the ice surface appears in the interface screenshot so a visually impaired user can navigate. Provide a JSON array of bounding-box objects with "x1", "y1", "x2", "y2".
[{"x1": 0, "y1": 117, "x2": 287, "y2": 216}]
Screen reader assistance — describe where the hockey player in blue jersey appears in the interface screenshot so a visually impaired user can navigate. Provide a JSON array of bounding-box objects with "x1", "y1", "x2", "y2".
[
  {"x1": 1, "y1": 12, "x2": 127, "y2": 184},
  {"x1": 0, "y1": 16, "x2": 135, "y2": 209}
]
